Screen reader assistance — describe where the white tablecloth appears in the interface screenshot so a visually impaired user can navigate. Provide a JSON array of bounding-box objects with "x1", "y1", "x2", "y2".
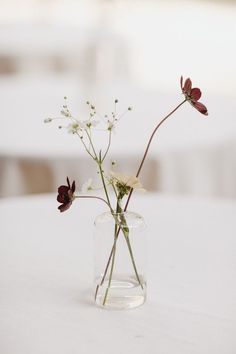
[{"x1": 0, "y1": 193, "x2": 235, "y2": 354}]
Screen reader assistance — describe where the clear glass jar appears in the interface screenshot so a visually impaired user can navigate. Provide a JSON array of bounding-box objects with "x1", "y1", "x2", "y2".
[{"x1": 94, "y1": 211, "x2": 147, "y2": 310}]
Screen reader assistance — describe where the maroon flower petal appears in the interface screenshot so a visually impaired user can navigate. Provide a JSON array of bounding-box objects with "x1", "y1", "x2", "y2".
[
  {"x1": 71, "y1": 180, "x2": 76, "y2": 193},
  {"x1": 191, "y1": 101, "x2": 208, "y2": 115},
  {"x1": 66, "y1": 177, "x2": 71, "y2": 189},
  {"x1": 58, "y1": 185, "x2": 69, "y2": 194},
  {"x1": 183, "y1": 78, "x2": 192, "y2": 94},
  {"x1": 57, "y1": 177, "x2": 75, "y2": 212},
  {"x1": 57, "y1": 194, "x2": 69, "y2": 203},
  {"x1": 58, "y1": 202, "x2": 72, "y2": 212},
  {"x1": 57, "y1": 177, "x2": 76, "y2": 212},
  {"x1": 57, "y1": 194, "x2": 63, "y2": 203},
  {"x1": 180, "y1": 76, "x2": 183, "y2": 90},
  {"x1": 190, "y1": 88, "x2": 201, "y2": 101}
]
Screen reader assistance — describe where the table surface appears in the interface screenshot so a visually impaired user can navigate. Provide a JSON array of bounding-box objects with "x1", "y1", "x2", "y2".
[{"x1": 0, "y1": 193, "x2": 236, "y2": 354}]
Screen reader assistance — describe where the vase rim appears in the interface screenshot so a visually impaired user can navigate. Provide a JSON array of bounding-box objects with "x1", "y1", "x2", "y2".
[{"x1": 94, "y1": 210, "x2": 145, "y2": 229}]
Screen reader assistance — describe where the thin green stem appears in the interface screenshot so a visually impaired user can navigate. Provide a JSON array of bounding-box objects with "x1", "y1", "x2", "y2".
[
  {"x1": 102, "y1": 199, "x2": 121, "y2": 305},
  {"x1": 75, "y1": 195, "x2": 110, "y2": 207},
  {"x1": 102, "y1": 222, "x2": 118, "y2": 306},
  {"x1": 124, "y1": 99, "x2": 187, "y2": 212},
  {"x1": 85, "y1": 129, "x2": 98, "y2": 159},
  {"x1": 98, "y1": 163, "x2": 112, "y2": 210},
  {"x1": 75, "y1": 132, "x2": 95, "y2": 160},
  {"x1": 85, "y1": 127, "x2": 113, "y2": 211},
  {"x1": 125, "y1": 236, "x2": 143, "y2": 289},
  {"x1": 83, "y1": 129, "x2": 114, "y2": 213},
  {"x1": 111, "y1": 181, "x2": 118, "y2": 198},
  {"x1": 102, "y1": 129, "x2": 112, "y2": 162},
  {"x1": 119, "y1": 212, "x2": 143, "y2": 289},
  {"x1": 95, "y1": 100, "x2": 187, "y2": 295},
  {"x1": 98, "y1": 200, "x2": 143, "y2": 305},
  {"x1": 94, "y1": 242, "x2": 115, "y2": 301},
  {"x1": 88, "y1": 128, "x2": 92, "y2": 153}
]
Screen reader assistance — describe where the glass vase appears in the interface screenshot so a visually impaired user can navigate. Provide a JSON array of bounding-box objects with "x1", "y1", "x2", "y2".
[{"x1": 94, "y1": 211, "x2": 147, "y2": 310}]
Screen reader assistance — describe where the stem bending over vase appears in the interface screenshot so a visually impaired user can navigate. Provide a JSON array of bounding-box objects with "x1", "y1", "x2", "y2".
[
  {"x1": 94, "y1": 100, "x2": 187, "y2": 306},
  {"x1": 51, "y1": 76, "x2": 208, "y2": 309}
]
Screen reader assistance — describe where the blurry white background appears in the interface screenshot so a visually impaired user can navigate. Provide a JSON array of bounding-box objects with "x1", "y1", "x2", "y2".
[{"x1": 0, "y1": 0, "x2": 236, "y2": 198}]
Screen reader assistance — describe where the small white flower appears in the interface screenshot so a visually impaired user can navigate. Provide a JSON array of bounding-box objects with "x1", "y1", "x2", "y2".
[
  {"x1": 44, "y1": 118, "x2": 52, "y2": 123},
  {"x1": 107, "y1": 121, "x2": 113, "y2": 130},
  {"x1": 107, "y1": 120, "x2": 116, "y2": 132},
  {"x1": 61, "y1": 109, "x2": 70, "y2": 117},
  {"x1": 110, "y1": 171, "x2": 145, "y2": 192},
  {"x1": 83, "y1": 119, "x2": 99, "y2": 129},
  {"x1": 67, "y1": 121, "x2": 85, "y2": 134}
]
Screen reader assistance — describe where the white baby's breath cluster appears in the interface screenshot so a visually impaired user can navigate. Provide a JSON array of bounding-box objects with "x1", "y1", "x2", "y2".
[
  {"x1": 44, "y1": 97, "x2": 132, "y2": 135},
  {"x1": 44, "y1": 98, "x2": 142, "y2": 204}
]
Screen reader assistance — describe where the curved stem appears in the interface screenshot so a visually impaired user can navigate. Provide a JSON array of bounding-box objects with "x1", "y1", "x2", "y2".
[
  {"x1": 85, "y1": 129, "x2": 98, "y2": 160},
  {"x1": 97, "y1": 200, "x2": 143, "y2": 305},
  {"x1": 118, "y1": 211, "x2": 143, "y2": 289},
  {"x1": 82, "y1": 128, "x2": 114, "y2": 213},
  {"x1": 94, "y1": 242, "x2": 115, "y2": 301},
  {"x1": 98, "y1": 163, "x2": 113, "y2": 210},
  {"x1": 111, "y1": 182, "x2": 118, "y2": 199},
  {"x1": 124, "y1": 99, "x2": 187, "y2": 211},
  {"x1": 125, "y1": 233, "x2": 143, "y2": 289},
  {"x1": 95, "y1": 100, "x2": 187, "y2": 294},
  {"x1": 75, "y1": 195, "x2": 110, "y2": 207},
  {"x1": 102, "y1": 199, "x2": 121, "y2": 305},
  {"x1": 75, "y1": 132, "x2": 95, "y2": 160},
  {"x1": 102, "y1": 129, "x2": 112, "y2": 162},
  {"x1": 102, "y1": 221, "x2": 118, "y2": 306}
]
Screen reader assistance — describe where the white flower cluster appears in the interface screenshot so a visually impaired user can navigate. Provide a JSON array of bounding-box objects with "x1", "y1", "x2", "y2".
[
  {"x1": 44, "y1": 98, "x2": 132, "y2": 137},
  {"x1": 109, "y1": 171, "x2": 145, "y2": 197},
  {"x1": 44, "y1": 98, "x2": 134, "y2": 178},
  {"x1": 67, "y1": 119, "x2": 99, "y2": 134},
  {"x1": 110, "y1": 171, "x2": 145, "y2": 191}
]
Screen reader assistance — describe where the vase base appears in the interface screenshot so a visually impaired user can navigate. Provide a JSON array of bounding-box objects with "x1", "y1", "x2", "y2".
[{"x1": 94, "y1": 276, "x2": 146, "y2": 310}]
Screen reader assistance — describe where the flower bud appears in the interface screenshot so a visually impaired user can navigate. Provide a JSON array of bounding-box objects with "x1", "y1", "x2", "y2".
[{"x1": 44, "y1": 118, "x2": 52, "y2": 123}]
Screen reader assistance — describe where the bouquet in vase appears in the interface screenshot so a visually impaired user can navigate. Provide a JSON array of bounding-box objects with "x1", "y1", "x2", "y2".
[{"x1": 45, "y1": 77, "x2": 208, "y2": 309}]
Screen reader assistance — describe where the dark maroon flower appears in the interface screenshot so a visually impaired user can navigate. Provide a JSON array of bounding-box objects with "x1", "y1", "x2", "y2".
[
  {"x1": 180, "y1": 76, "x2": 208, "y2": 116},
  {"x1": 57, "y1": 177, "x2": 76, "y2": 212}
]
